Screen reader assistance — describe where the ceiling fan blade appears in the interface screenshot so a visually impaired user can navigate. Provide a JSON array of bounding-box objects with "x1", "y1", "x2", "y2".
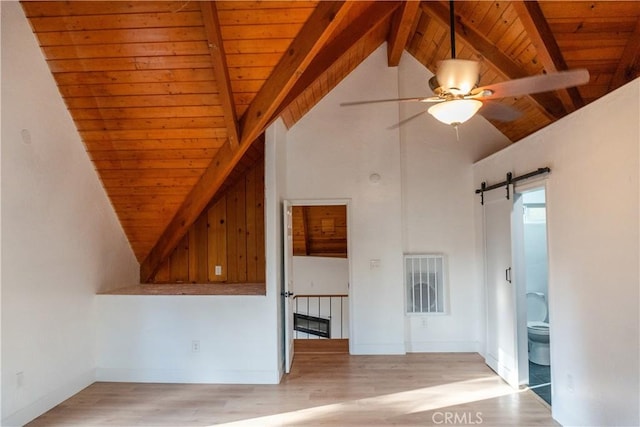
[
  {"x1": 340, "y1": 97, "x2": 428, "y2": 106},
  {"x1": 387, "y1": 110, "x2": 428, "y2": 130},
  {"x1": 478, "y1": 101, "x2": 522, "y2": 122},
  {"x1": 473, "y1": 69, "x2": 590, "y2": 100}
]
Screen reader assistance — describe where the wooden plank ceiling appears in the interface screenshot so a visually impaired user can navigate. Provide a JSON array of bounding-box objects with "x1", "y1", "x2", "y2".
[
  {"x1": 22, "y1": 1, "x2": 640, "y2": 281},
  {"x1": 292, "y1": 205, "x2": 348, "y2": 258}
]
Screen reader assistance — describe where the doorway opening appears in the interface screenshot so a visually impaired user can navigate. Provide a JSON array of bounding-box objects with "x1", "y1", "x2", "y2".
[
  {"x1": 283, "y1": 201, "x2": 351, "y2": 370},
  {"x1": 514, "y1": 187, "x2": 551, "y2": 405},
  {"x1": 291, "y1": 204, "x2": 350, "y2": 354}
]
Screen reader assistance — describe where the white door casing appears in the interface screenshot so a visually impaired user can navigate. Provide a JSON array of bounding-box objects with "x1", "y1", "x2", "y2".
[{"x1": 283, "y1": 201, "x2": 295, "y2": 373}]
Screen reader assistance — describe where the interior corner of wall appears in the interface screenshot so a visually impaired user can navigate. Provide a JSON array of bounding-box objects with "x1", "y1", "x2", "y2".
[{"x1": 1, "y1": 368, "x2": 95, "y2": 427}]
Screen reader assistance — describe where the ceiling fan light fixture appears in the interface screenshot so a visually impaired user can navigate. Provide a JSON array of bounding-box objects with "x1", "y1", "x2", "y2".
[{"x1": 428, "y1": 99, "x2": 482, "y2": 126}]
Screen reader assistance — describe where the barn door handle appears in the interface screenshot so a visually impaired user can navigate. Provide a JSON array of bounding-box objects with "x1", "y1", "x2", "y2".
[{"x1": 505, "y1": 267, "x2": 512, "y2": 283}]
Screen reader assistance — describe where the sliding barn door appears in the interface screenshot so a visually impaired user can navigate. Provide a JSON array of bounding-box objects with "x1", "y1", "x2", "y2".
[{"x1": 483, "y1": 188, "x2": 518, "y2": 387}]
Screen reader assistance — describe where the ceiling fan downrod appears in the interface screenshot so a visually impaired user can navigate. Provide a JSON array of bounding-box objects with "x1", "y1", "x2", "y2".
[{"x1": 449, "y1": 0, "x2": 456, "y2": 59}]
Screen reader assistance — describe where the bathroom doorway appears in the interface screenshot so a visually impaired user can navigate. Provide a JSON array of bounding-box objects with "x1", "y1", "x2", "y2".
[{"x1": 514, "y1": 187, "x2": 551, "y2": 405}]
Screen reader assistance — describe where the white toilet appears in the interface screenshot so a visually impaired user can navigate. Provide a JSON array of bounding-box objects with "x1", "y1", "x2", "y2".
[{"x1": 527, "y1": 292, "x2": 550, "y2": 366}]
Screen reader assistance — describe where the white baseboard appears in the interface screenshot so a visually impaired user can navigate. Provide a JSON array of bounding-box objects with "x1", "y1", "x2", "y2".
[
  {"x1": 96, "y1": 367, "x2": 281, "y2": 385},
  {"x1": 1, "y1": 369, "x2": 95, "y2": 427},
  {"x1": 405, "y1": 340, "x2": 480, "y2": 353}
]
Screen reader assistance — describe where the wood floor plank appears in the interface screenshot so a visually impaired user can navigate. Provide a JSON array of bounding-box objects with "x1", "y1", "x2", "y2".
[
  {"x1": 294, "y1": 338, "x2": 349, "y2": 354},
  {"x1": 26, "y1": 353, "x2": 557, "y2": 426}
]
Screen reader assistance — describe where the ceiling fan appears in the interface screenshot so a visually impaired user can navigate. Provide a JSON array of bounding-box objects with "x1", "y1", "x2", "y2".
[{"x1": 341, "y1": 1, "x2": 590, "y2": 130}]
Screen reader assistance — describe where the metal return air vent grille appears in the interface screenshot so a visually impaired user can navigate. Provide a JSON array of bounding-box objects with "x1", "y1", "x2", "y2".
[{"x1": 405, "y1": 254, "x2": 446, "y2": 314}]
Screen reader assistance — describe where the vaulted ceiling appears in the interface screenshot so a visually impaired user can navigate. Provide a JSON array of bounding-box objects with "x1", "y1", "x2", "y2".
[{"x1": 21, "y1": 1, "x2": 640, "y2": 281}]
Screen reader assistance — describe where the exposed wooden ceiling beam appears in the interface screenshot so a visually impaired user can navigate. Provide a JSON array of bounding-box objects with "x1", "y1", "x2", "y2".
[
  {"x1": 200, "y1": 1, "x2": 239, "y2": 149},
  {"x1": 420, "y1": 1, "x2": 567, "y2": 120},
  {"x1": 238, "y1": 1, "x2": 351, "y2": 147},
  {"x1": 387, "y1": 0, "x2": 421, "y2": 66},
  {"x1": 512, "y1": 1, "x2": 585, "y2": 112},
  {"x1": 271, "y1": 1, "x2": 399, "y2": 121},
  {"x1": 140, "y1": 2, "x2": 350, "y2": 282},
  {"x1": 609, "y1": 17, "x2": 640, "y2": 91}
]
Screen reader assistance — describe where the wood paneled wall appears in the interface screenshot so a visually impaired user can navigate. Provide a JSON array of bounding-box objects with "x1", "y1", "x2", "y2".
[{"x1": 149, "y1": 158, "x2": 264, "y2": 284}]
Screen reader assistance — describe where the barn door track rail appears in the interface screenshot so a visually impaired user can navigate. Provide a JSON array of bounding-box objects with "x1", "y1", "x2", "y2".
[{"x1": 476, "y1": 167, "x2": 551, "y2": 205}]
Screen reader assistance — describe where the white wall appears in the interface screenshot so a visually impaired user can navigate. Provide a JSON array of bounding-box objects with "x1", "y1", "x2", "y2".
[
  {"x1": 1, "y1": 3, "x2": 140, "y2": 425},
  {"x1": 474, "y1": 79, "x2": 640, "y2": 426},
  {"x1": 292, "y1": 256, "x2": 348, "y2": 295},
  {"x1": 95, "y1": 294, "x2": 280, "y2": 384},
  {"x1": 523, "y1": 222, "x2": 548, "y2": 297},
  {"x1": 398, "y1": 54, "x2": 510, "y2": 352},
  {"x1": 285, "y1": 46, "x2": 406, "y2": 354},
  {"x1": 265, "y1": 118, "x2": 288, "y2": 377},
  {"x1": 522, "y1": 189, "x2": 549, "y2": 297}
]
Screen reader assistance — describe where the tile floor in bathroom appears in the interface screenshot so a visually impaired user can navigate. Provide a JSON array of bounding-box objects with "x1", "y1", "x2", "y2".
[{"x1": 529, "y1": 361, "x2": 551, "y2": 405}]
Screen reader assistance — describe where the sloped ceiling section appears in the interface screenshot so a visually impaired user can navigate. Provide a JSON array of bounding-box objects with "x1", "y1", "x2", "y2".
[{"x1": 22, "y1": 1, "x2": 640, "y2": 281}]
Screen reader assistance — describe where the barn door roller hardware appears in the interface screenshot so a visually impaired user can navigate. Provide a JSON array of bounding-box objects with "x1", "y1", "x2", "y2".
[{"x1": 476, "y1": 167, "x2": 551, "y2": 205}]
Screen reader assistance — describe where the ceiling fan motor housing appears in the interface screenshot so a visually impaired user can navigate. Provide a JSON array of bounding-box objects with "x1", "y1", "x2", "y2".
[{"x1": 436, "y1": 59, "x2": 480, "y2": 96}]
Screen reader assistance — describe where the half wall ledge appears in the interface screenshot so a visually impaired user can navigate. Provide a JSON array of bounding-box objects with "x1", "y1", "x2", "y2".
[{"x1": 99, "y1": 283, "x2": 266, "y2": 296}]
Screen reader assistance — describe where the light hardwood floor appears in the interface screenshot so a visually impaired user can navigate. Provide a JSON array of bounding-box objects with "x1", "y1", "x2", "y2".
[{"x1": 27, "y1": 353, "x2": 557, "y2": 426}]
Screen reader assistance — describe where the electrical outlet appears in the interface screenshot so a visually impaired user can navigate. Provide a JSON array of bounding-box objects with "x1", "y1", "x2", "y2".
[
  {"x1": 192, "y1": 340, "x2": 200, "y2": 352},
  {"x1": 567, "y1": 374, "x2": 574, "y2": 392},
  {"x1": 215, "y1": 265, "x2": 222, "y2": 276},
  {"x1": 421, "y1": 317, "x2": 428, "y2": 328}
]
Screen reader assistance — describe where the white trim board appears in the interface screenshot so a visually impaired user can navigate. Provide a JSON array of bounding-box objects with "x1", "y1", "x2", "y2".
[{"x1": 95, "y1": 368, "x2": 281, "y2": 385}]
